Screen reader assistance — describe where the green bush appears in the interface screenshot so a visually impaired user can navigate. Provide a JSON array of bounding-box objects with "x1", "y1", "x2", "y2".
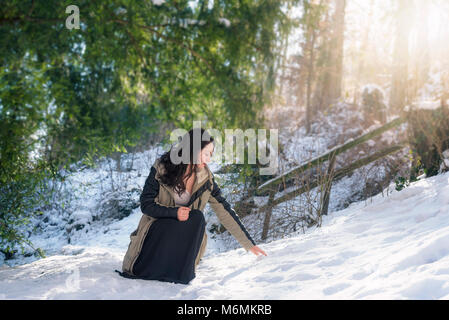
[{"x1": 0, "y1": 161, "x2": 51, "y2": 260}]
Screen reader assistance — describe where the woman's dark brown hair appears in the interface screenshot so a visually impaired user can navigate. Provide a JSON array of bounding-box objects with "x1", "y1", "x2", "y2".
[{"x1": 158, "y1": 128, "x2": 214, "y2": 197}]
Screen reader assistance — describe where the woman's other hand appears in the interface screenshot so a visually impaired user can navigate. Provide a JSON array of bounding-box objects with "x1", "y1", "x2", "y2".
[
  {"x1": 177, "y1": 206, "x2": 191, "y2": 221},
  {"x1": 249, "y1": 245, "x2": 267, "y2": 256}
]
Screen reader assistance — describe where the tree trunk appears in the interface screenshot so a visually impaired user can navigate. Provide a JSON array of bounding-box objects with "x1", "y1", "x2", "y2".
[
  {"x1": 355, "y1": 0, "x2": 374, "y2": 104},
  {"x1": 303, "y1": 0, "x2": 325, "y2": 133},
  {"x1": 328, "y1": 0, "x2": 346, "y2": 102},
  {"x1": 312, "y1": 0, "x2": 346, "y2": 112},
  {"x1": 413, "y1": 0, "x2": 430, "y2": 99},
  {"x1": 305, "y1": 29, "x2": 317, "y2": 134},
  {"x1": 389, "y1": 0, "x2": 414, "y2": 114}
]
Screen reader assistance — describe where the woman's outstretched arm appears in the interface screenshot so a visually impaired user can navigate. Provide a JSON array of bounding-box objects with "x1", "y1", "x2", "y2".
[{"x1": 208, "y1": 175, "x2": 266, "y2": 256}]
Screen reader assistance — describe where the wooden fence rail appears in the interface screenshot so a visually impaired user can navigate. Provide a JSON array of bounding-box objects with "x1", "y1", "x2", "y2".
[
  {"x1": 254, "y1": 117, "x2": 407, "y2": 240},
  {"x1": 256, "y1": 116, "x2": 406, "y2": 196},
  {"x1": 257, "y1": 144, "x2": 405, "y2": 212}
]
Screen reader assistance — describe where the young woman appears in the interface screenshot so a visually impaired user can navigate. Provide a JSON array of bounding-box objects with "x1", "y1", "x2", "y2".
[{"x1": 116, "y1": 128, "x2": 267, "y2": 284}]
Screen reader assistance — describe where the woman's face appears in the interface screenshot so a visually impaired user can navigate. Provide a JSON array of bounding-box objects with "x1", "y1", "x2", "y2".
[{"x1": 197, "y1": 142, "x2": 214, "y2": 168}]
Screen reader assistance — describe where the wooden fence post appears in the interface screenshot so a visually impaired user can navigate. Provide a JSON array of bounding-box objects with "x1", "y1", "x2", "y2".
[
  {"x1": 261, "y1": 191, "x2": 275, "y2": 240},
  {"x1": 322, "y1": 150, "x2": 337, "y2": 216}
]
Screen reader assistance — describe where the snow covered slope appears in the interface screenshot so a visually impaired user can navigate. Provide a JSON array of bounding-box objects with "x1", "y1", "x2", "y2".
[{"x1": 1, "y1": 170, "x2": 448, "y2": 299}]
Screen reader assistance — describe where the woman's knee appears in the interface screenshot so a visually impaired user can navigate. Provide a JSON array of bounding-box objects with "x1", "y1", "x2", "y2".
[{"x1": 190, "y1": 209, "x2": 203, "y2": 215}]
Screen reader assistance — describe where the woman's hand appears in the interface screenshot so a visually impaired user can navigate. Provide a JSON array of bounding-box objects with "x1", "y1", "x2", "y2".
[
  {"x1": 249, "y1": 245, "x2": 268, "y2": 256},
  {"x1": 177, "y1": 206, "x2": 191, "y2": 221}
]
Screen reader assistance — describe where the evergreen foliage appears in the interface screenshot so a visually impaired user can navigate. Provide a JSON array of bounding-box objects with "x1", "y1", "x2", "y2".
[{"x1": 0, "y1": 0, "x2": 299, "y2": 257}]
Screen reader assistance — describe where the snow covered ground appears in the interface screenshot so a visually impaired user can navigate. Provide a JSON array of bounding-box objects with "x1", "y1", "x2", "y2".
[{"x1": 1, "y1": 169, "x2": 448, "y2": 299}]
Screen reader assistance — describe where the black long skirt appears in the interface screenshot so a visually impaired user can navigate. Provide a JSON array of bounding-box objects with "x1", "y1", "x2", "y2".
[{"x1": 129, "y1": 209, "x2": 206, "y2": 285}]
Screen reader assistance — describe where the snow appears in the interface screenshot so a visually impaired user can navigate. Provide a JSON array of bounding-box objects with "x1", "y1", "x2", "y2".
[
  {"x1": 440, "y1": 149, "x2": 449, "y2": 173},
  {"x1": 1, "y1": 170, "x2": 449, "y2": 299},
  {"x1": 0, "y1": 100, "x2": 446, "y2": 299},
  {"x1": 178, "y1": 18, "x2": 207, "y2": 28},
  {"x1": 218, "y1": 18, "x2": 231, "y2": 27},
  {"x1": 404, "y1": 100, "x2": 447, "y2": 111}
]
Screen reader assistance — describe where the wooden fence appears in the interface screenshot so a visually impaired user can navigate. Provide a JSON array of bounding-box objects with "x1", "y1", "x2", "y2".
[{"x1": 237, "y1": 116, "x2": 408, "y2": 240}]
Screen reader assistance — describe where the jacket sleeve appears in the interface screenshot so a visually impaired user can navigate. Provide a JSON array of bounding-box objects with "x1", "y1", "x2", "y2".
[
  {"x1": 208, "y1": 176, "x2": 256, "y2": 251},
  {"x1": 140, "y1": 166, "x2": 179, "y2": 219}
]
